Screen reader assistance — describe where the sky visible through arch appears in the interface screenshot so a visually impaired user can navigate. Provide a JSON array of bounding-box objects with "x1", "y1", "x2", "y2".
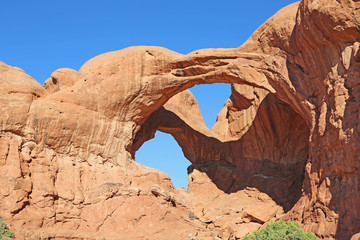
[
  {"x1": 1, "y1": 0, "x2": 299, "y2": 189},
  {"x1": 136, "y1": 83, "x2": 231, "y2": 189}
]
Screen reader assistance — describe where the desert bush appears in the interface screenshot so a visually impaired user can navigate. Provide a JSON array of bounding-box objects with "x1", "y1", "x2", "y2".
[
  {"x1": 0, "y1": 217, "x2": 15, "y2": 240},
  {"x1": 242, "y1": 220, "x2": 319, "y2": 240}
]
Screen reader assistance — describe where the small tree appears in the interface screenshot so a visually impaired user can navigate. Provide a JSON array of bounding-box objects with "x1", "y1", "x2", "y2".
[
  {"x1": 0, "y1": 217, "x2": 15, "y2": 240},
  {"x1": 242, "y1": 220, "x2": 319, "y2": 240}
]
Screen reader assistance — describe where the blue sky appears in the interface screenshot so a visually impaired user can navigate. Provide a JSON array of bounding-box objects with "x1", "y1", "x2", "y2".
[{"x1": 1, "y1": 0, "x2": 298, "y2": 188}]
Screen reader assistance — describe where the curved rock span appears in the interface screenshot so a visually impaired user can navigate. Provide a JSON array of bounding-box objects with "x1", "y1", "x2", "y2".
[{"x1": 0, "y1": 0, "x2": 359, "y2": 239}]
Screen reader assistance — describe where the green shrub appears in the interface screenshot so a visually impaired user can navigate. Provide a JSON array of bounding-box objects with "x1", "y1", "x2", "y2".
[
  {"x1": 242, "y1": 221, "x2": 319, "y2": 240},
  {"x1": 0, "y1": 217, "x2": 15, "y2": 240}
]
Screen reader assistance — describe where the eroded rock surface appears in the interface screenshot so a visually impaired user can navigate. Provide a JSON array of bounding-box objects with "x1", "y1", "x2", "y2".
[{"x1": 0, "y1": 0, "x2": 359, "y2": 239}]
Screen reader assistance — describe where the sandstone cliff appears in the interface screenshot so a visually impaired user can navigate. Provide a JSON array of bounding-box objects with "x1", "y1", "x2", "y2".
[{"x1": 0, "y1": 0, "x2": 359, "y2": 239}]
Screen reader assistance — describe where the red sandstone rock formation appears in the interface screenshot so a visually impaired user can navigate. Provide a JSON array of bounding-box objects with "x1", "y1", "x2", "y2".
[{"x1": 0, "y1": 0, "x2": 359, "y2": 239}]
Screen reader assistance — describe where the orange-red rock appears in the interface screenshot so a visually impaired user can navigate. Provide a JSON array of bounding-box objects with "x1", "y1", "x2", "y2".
[
  {"x1": 43, "y1": 68, "x2": 79, "y2": 93},
  {"x1": 0, "y1": 0, "x2": 359, "y2": 239}
]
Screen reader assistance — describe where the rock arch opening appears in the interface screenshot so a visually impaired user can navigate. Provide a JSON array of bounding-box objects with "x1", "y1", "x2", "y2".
[
  {"x1": 135, "y1": 131, "x2": 191, "y2": 189},
  {"x1": 130, "y1": 82, "x2": 310, "y2": 212},
  {"x1": 134, "y1": 83, "x2": 231, "y2": 189},
  {"x1": 189, "y1": 83, "x2": 231, "y2": 129}
]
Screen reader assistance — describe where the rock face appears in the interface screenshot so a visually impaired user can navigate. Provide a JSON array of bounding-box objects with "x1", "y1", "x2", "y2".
[{"x1": 0, "y1": 0, "x2": 359, "y2": 239}]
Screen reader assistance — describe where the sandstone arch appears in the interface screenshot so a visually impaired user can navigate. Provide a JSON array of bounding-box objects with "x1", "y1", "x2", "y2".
[
  {"x1": 130, "y1": 86, "x2": 310, "y2": 212},
  {"x1": 0, "y1": 0, "x2": 359, "y2": 239}
]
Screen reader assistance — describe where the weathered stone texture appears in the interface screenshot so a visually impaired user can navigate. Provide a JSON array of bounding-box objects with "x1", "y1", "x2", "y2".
[{"x1": 0, "y1": 0, "x2": 359, "y2": 239}]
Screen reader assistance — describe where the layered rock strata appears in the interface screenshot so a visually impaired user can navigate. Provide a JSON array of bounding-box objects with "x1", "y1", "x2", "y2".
[{"x1": 0, "y1": 0, "x2": 359, "y2": 239}]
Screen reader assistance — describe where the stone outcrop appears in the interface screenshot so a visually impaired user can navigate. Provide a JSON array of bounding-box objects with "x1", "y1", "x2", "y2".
[
  {"x1": 0, "y1": 0, "x2": 359, "y2": 239},
  {"x1": 43, "y1": 68, "x2": 80, "y2": 94}
]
